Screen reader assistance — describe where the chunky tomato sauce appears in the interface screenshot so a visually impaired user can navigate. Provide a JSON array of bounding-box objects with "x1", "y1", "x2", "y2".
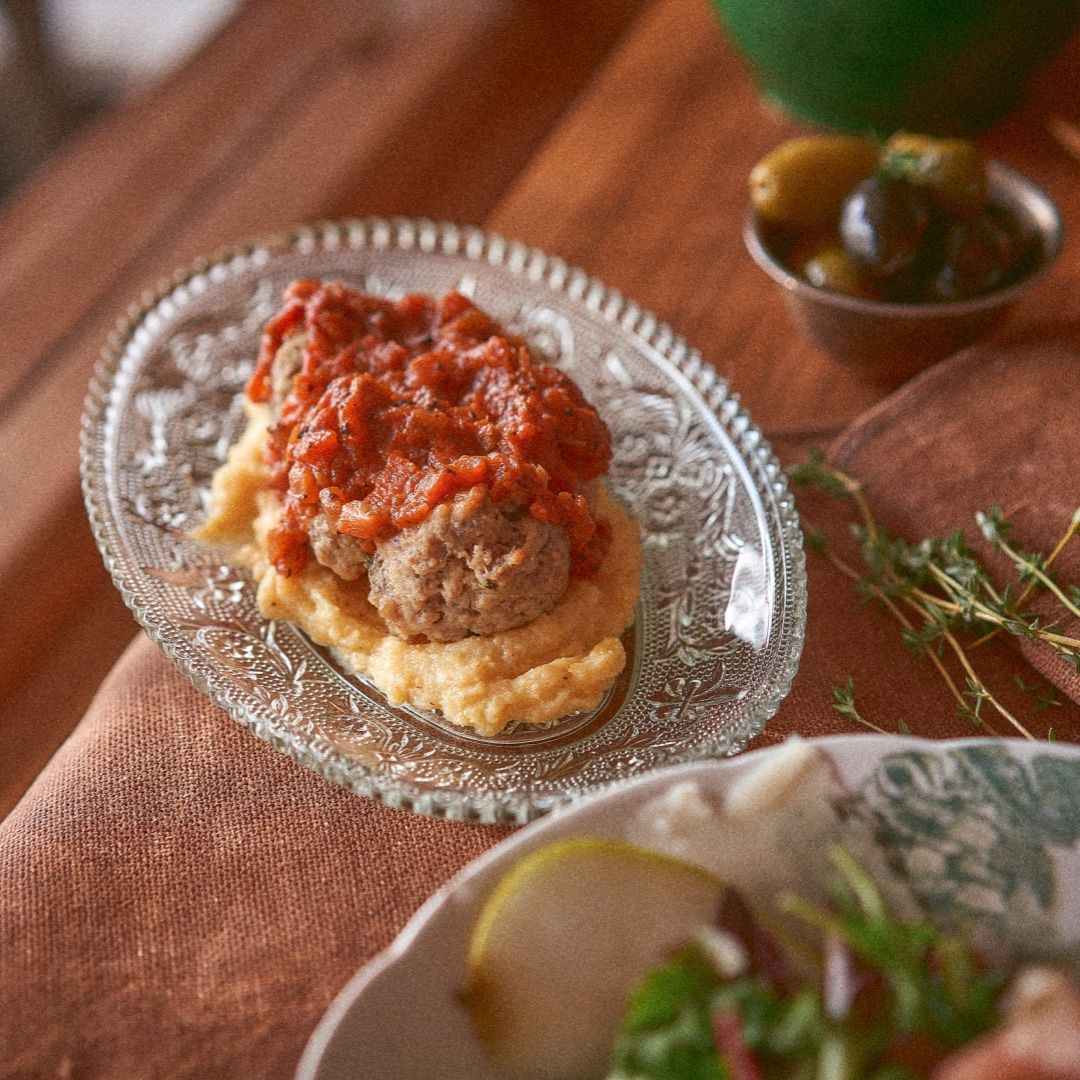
[{"x1": 246, "y1": 281, "x2": 612, "y2": 577}]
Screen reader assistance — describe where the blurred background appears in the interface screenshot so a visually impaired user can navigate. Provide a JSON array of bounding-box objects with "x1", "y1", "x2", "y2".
[{"x1": 0, "y1": 0, "x2": 238, "y2": 194}]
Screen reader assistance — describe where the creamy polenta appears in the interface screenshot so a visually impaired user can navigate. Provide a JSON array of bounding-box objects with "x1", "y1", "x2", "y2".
[{"x1": 195, "y1": 405, "x2": 641, "y2": 736}]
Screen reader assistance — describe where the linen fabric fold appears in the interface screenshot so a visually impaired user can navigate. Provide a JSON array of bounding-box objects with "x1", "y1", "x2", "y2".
[{"x1": 0, "y1": 636, "x2": 512, "y2": 1077}]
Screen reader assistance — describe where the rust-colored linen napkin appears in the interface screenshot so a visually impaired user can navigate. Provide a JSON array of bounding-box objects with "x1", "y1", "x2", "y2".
[
  {"x1": 754, "y1": 327, "x2": 1080, "y2": 748},
  {"x1": 2, "y1": 336, "x2": 1079, "y2": 1078},
  {"x1": 0, "y1": 640, "x2": 513, "y2": 1078},
  {"x1": 829, "y1": 329, "x2": 1080, "y2": 709}
]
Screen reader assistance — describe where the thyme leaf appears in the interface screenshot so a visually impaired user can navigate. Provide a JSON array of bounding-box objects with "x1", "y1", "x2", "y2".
[{"x1": 789, "y1": 452, "x2": 1080, "y2": 741}]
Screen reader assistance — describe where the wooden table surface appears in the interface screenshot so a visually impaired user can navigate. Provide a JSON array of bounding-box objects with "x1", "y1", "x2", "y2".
[{"x1": 3, "y1": 0, "x2": 1079, "y2": 819}]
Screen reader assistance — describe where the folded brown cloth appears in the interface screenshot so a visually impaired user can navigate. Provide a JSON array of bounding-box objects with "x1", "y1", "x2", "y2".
[
  {"x1": 2, "y1": 337, "x2": 1078, "y2": 1078},
  {"x1": 829, "y1": 330, "x2": 1080, "y2": 710},
  {"x1": 757, "y1": 328, "x2": 1080, "y2": 747},
  {"x1": 0, "y1": 640, "x2": 514, "y2": 1078}
]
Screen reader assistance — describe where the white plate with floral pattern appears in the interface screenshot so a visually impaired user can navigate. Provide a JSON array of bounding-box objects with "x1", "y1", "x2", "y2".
[{"x1": 296, "y1": 734, "x2": 1080, "y2": 1079}]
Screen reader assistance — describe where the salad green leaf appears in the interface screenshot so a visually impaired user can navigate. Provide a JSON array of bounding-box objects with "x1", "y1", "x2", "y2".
[{"x1": 607, "y1": 847, "x2": 1008, "y2": 1080}]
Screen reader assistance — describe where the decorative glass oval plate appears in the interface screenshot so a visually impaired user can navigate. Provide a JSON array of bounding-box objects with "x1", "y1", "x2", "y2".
[{"x1": 81, "y1": 219, "x2": 806, "y2": 824}]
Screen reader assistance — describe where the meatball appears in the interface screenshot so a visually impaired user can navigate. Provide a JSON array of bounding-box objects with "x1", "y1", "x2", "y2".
[
  {"x1": 274, "y1": 330, "x2": 575, "y2": 640},
  {"x1": 365, "y1": 486, "x2": 571, "y2": 642},
  {"x1": 309, "y1": 511, "x2": 367, "y2": 581}
]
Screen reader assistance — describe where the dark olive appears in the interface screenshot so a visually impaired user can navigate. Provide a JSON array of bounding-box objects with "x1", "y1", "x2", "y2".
[
  {"x1": 749, "y1": 136, "x2": 879, "y2": 230},
  {"x1": 880, "y1": 133, "x2": 988, "y2": 220},
  {"x1": 840, "y1": 176, "x2": 934, "y2": 293},
  {"x1": 925, "y1": 204, "x2": 1022, "y2": 302}
]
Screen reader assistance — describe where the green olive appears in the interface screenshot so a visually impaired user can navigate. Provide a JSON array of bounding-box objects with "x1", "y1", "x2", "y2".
[
  {"x1": 880, "y1": 132, "x2": 988, "y2": 219},
  {"x1": 750, "y1": 136, "x2": 879, "y2": 230},
  {"x1": 786, "y1": 233, "x2": 881, "y2": 299}
]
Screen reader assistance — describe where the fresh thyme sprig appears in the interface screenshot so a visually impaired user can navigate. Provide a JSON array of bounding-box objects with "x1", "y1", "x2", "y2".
[
  {"x1": 789, "y1": 450, "x2": 1080, "y2": 741},
  {"x1": 831, "y1": 677, "x2": 911, "y2": 736},
  {"x1": 1014, "y1": 674, "x2": 1063, "y2": 713}
]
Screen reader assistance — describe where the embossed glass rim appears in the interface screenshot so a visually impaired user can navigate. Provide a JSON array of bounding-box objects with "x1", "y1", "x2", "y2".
[{"x1": 80, "y1": 217, "x2": 807, "y2": 824}]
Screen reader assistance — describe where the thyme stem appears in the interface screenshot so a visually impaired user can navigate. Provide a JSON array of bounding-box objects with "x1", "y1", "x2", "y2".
[
  {"x1": 997, "y1": 537, "x2": 1080, "y2": 622},
  {"x1": 822, "y1": 543, "x2": 978, "y2": 725},
  {"x1": 788, "y1": 452, "x2": 1079, "y2": 743},
  {"x1": 971, "y1": 511, "x2": 1080, "y2": 649},
  {"x1": 898, "y1": 596, "x2": 1016, "y2": 739},
  {"x1": 913, "y1": 579, "x2": 1080, "y2": 652}
]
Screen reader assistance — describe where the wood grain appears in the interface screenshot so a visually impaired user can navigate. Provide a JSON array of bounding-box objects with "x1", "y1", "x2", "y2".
[
  {"x1": 487, "y1": 0, "x2": 880, "y2": 435},
  {"x1": 491, "y1": 0, "x2": 1080, "y2": 435}
]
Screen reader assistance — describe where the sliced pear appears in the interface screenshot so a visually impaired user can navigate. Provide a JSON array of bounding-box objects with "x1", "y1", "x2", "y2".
[{"x1": 462, "y1": 836, "x2": 725, "y2": 1080}]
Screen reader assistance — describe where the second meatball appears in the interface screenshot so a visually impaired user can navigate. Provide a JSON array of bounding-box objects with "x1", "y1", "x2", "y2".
[{"x1": 365, "y1": 486, "x2": 572, "y2": 642}]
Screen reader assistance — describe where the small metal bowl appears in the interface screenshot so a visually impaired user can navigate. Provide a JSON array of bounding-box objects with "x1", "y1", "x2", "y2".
[{"x1": 744, "y1": 160, "x2": 1063, "y2": 385}]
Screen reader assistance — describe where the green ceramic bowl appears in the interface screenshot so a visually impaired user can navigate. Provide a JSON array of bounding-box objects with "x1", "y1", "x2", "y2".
[{"x1": 711, "y1": 0, "x2": 1080, "y2": 135}]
